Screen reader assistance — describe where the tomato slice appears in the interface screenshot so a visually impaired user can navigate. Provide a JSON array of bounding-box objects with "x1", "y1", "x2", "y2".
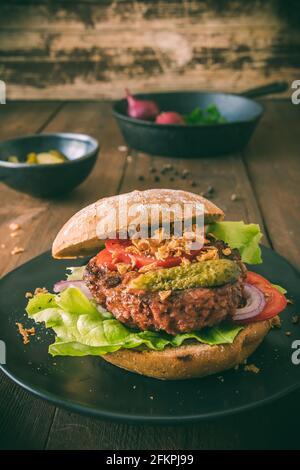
[
  {"x1": 105, "y1": 239, "x2": 132, "y2": 252},
  {"x1": 102, "y1": 239, "x2": 203, "y2": 270},
  {"x1": 114, "y1": 252, "x2": 182, "y2": 269},
  {"x1": 240, "y1": 271, "x2": 287, "y2": 323},
  {"x1": 104, "y1": 239, "x2": 193, "y2": 269},
  {"x1": 95, "y1": 248, "x2": 116, "y2": 270},
  {"x1": 104, "y1": 239, "x2": 132, "y2": 264}
]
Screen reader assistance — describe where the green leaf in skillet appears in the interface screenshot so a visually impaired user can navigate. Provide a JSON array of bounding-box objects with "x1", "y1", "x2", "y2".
[{"x1": 184, "y1": 104, "x2": 227, "y2": 125}]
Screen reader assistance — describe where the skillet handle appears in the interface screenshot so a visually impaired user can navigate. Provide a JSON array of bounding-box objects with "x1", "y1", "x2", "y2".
[{"x1": 241, "y1": 81, "x2": 288, "y2": 98}]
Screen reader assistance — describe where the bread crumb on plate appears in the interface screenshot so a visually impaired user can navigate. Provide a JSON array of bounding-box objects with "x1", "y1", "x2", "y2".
[
  {"x1": 244, "y1": 364, "x2": 260, "y2": 374},
  {"x1": 16, "y1": 322, "x2": 35, "y2": 345}
]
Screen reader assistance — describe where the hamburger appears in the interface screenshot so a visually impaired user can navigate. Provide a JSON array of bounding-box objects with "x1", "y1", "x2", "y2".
[{"x1": 26, "y1": 189, "x2": 287, "y2": 380}]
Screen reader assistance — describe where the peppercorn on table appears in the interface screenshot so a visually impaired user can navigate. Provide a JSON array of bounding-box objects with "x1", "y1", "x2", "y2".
[{"x1": 0, "y1": 99, "x2": 299, "y2": 450}]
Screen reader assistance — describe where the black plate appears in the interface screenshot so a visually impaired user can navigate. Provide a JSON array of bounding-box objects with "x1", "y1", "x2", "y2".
[{"x1": 0, "y1": 247, "x2": 299, "y2": 423}]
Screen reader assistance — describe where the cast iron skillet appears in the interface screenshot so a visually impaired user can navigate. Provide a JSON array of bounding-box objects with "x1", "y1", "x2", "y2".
[{"x1": 113, "y1": 82, "x2": 288, "y2": 158}]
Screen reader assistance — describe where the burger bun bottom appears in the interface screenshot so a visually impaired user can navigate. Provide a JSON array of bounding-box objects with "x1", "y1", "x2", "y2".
[{"x1": 102, "y1": 318, "x2": 275, "y2": 380}]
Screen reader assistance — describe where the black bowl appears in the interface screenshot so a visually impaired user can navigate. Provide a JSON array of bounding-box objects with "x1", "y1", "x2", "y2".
[
  {"x1": 113, "y1": 91, "x2": 263, "y2": 157},
  {"x1": 0, "y1": 133, "x2": 99, "y2": 197}
]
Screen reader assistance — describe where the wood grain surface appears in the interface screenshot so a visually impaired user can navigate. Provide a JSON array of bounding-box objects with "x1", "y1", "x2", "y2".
[
  {"x1": 0, "y1": 0, "x2": 299, "y2": 99},
  {"x1": 0, "y1": 98, "x2": 299, "y2": 450}
]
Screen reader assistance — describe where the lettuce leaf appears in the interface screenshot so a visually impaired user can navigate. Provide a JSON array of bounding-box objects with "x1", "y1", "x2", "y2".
[
  {"x1": 207, "y1": 221, "x2": 263, "y2": 264},
  {"x1": 272, "y1": 284, "x2": 287, "y2": 294},
  {"x1": 26, "y1": 287, "x2": 243, "y2": 357}
]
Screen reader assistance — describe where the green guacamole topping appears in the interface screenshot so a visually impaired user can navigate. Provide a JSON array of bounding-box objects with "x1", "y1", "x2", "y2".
[{"x1": 129, "y1": 259, "x2": 241, "y2": 292}]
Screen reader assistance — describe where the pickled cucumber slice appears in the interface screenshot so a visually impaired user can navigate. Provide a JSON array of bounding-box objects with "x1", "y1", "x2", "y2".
[
  {"x1": 8, "y1": 155, "x2": 19, "y2": 163},
  {"x1": 130, "y1": 259, "x2": 241, "y2": 291},
  {"x1": 49, "y1": 150, "x2": 66, "y2": 161},
  {"x1": 26, "y1": 152, "x2": 37, "y2": 164},
  {"x1": 36, "y1": 152, "x2": 64, "y2": 164}
]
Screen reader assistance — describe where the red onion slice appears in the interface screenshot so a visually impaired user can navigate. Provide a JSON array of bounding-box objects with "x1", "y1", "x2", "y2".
[
  {"x1": 233, "y1": 283, "x2": 266, "y2": 321},
  {"x1": 53, "y1": 280, "x2": 93, "y2": 299}
]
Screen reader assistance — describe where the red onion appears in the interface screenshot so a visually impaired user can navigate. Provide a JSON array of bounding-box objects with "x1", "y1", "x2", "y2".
[
  {"x1": 53, "y1": 280, "x2": 93, "y2": 299},
  {"x1": 126, "y1": 89, "x2": 159, "y2": 120},
  {"x1": 233, "y1": 283, "x2": 266, "y2": 321},
  {"x1": 155, "y1": 111, "x2": 185, "y2": 125}
]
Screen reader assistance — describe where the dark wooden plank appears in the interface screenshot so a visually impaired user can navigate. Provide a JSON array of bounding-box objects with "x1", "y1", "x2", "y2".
[
  {"x1": 243, "y1": 100, "x2": 300, "y2": 269},
  {"x1": 0, "y1": 102, "x2": 62, "y2": 450},
  {"x1": 0, "y1": 102, "x2": 62, "y2": 140},
  {"x1": 46, "y1": 387, "x2": 300, "y2": 450}
]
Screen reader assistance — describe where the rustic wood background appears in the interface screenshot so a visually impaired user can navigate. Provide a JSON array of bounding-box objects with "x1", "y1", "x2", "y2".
[{"x1": 0, "y1": 0, "x2": 299, "y2": 100}]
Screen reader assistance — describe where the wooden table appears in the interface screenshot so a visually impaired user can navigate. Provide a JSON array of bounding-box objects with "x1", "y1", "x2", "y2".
[{"x1": 0, "y1": 99, "x2": 299, "y2": 450}]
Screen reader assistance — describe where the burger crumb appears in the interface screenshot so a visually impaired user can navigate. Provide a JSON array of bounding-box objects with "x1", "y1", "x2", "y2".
[
  {"x1": 158, "y1": 290, "x2": 172, "y2": 301},
  {"x1": 16, "y1": 322, "x2": 35, "y2": 345},
  {"x1": 9, "y1": 222, "x2": 21, "y2": 231},
  {"x1": 116, "y1": 263, "x2": 130, "y2": 275},
  {"x1": 201, "y1": 189, "x2": 214, "y2": 199},
  {"x1": 118, "y1": 145, "x2": 128, "y2": 152},
  {"x1": 272, "y1": 316, "x2": 281, "y2": 328},
  {"x1": 34, "y1": 287, "x2": 48, "y2": 295},
  {"x1": 287, "y1": 298, "x2": 293, "y2": 305},
  {"x1": 244, "y1": 364, "x2": 260, "y2": 374},
  {"x1": 25, "y1": 291, "x2": 33, "y2": 299},
  {"x1": 11, "y1": 246, "x2": 24, "y2": 255},
  {"x1": 138, "y1": 262, "x2": 158, "y2": 273},
  {"x1": 10, "y1": 231, "x2": 20, "y2": 238},
  {"x1": 149, "y1": 396, "x2": 154, "y2": 400},
  {"x1": 161, "y1": 164, "x2": 173, "y2": 174},
  {"x1": 292, "y1": 315, "x2": 299, "y2": 324},
  {"x1": 285, "y1": 331, "x2": 292, "y2": 336},
  {"x1": 230, "y1": 193, "x2": 238, "y2": 201}
]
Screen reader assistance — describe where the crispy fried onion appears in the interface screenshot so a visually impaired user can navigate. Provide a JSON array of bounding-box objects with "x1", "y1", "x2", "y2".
[{"x1": 125, "y1": 228, "x2": 219, "y2": 263}]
